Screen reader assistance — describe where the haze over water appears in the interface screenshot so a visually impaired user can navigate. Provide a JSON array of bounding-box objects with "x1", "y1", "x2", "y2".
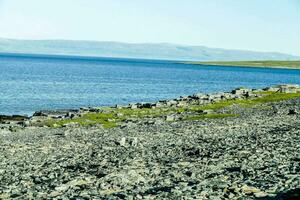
[{"x1": 1, "y1": 53, "x2": 300, "y2": 116}]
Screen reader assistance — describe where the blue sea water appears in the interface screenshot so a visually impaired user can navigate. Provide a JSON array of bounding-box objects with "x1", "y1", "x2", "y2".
[{"x1": 1, "y1": 53, "x2": 300, "y2": 116}]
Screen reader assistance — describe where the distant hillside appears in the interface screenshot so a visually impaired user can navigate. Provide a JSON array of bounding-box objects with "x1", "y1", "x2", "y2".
[{"x1": 0, "y1": 38, "x2": 299, "y2": 61}]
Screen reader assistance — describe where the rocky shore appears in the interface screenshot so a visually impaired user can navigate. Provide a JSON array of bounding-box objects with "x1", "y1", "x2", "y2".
[{"x1": 0, "y1": 84, "x2": 300, "y2": 199}]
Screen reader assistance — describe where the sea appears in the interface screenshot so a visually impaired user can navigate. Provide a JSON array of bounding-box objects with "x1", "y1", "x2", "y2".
[{"x1": 1, "y1": 53, "x2": 300, "y2": 116}]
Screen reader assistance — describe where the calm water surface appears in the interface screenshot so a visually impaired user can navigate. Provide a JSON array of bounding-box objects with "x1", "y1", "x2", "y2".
[{"x1": 1, "y1": 53, "x2": 300, "y2": 115}]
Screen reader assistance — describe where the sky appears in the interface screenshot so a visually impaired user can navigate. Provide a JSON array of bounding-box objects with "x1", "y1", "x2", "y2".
[{"x1": 0, "y1": 0, "x2": 299, "y2": 55}]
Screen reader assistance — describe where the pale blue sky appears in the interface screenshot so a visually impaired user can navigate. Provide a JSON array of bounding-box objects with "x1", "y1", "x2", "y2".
[{"x1": 0, "y1": 0, "x2": 299, "y2": 55}]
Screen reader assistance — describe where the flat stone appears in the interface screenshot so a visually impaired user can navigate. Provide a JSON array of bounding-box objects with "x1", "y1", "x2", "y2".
[
  {"x1": 120, "y1": 137, "x2": 127, "y2": 147},
  {"x1": 165, "y1": 115, "x2": 177, "y2": 122},
  {"x1": 166, "y1": 100, "x2": 178, "y2": 106},
  {"x1": 254, "y1": 191, "x2": 269, "y2": 198},
  {"x1": 241, "y1": 185, "x2": 262, "y2": 194}
]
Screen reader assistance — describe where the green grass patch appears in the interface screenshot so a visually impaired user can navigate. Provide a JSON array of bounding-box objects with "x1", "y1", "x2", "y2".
[
  {"x1": 189, "y1": 100, "x2": 234, "y2": 112},
  {"x1": 46, "y1": 112, "x2": 119, "y2": 129},
  {"x1": 45, "y1": 108, "x2": 171, "y2": 129},
  {"x1": 236, "y1": 91, "x2": 300, "y2": 106},
  {"x1": 187, "y1": 91, "x2": 300, "y2": 111},
  {"x1": 44, "y1": 91, "x2": 300, "y2": 128},
  {"x1": 118, "y1": 107, "x2": 182, "y2": 118}
]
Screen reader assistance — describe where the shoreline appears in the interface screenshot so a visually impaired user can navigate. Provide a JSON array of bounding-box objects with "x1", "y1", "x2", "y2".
[
  {"x1": 183, "y1": 60, "x2": 300, "y2": 70},
  {"x1": 1, "y1": 84, "x2": 300, "y2": 199},
  {"x1": 1, "y1": 84, "x2": 300, "y2": 131}
]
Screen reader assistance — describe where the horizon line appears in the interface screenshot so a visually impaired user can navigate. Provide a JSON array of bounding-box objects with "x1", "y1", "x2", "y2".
[{"x1": 1, "y1": 37, "x2": 299, "y2": 57}]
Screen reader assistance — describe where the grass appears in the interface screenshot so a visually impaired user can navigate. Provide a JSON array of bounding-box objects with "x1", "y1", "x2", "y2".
[
  {"x1": 185, "y1": 60, "x2": 300, "y2": 70},
  {"x1": 188, "y1": 91, "x2": 300, "y2": 110},
  {"x1": 44, "y1": 91, "x2": 300, "y2": 128},
  {"x1": 190, "y1": 101, "x2": 234, "y2": 111},
  {"x1": 46, "y1": 113, "x2": 119, "y2": 129},
  {"x1": 45, "y1": 107, "x2": 172, "y2": 129},
  {"x1": 237, "y1": 91, "x2": 300, "y2": 105},
  {"x1": 118, "y1": 107, "x2": 171, "y2": 117}
]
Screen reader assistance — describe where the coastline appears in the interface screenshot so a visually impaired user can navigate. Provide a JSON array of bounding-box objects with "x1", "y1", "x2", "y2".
[
  {"x1": 183, "y1": 60, "x2": 300, "y2": 70},
  {"x1": 1, "y1": 84, "x2": 300, "y2": 130},
  {"x1": 1, "y1": 84, "x2": 300, "y2": 199}
]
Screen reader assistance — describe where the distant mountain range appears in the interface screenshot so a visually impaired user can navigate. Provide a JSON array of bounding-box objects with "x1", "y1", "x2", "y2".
[{"x1": 0, "y1": 38, "x2": 299, "y2": 61}]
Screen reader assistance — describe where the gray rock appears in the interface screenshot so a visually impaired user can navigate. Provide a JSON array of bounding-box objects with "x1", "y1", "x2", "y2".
[
  {"x1": 115, "y1": 105, "x2": 125, "y2": 109},
  {"x1": 278, "y1": 84, "x2": 299, "y2": 93},
  {"x1": 165, "y1": 115, "x2": 177, "y2": 122},
  {"x1": 154, "y1": 102, "x2": 164, "y2": 108},
  {"x1": 231, "y1": 88, "x2": 251, "y2": 95},
  {"x1": 141, "y1": 103, "x2": 153, "y2": 109},
  {"x1": 120, "y1": 137, "x2": 127, "y2": 147},
  {"x1": 166, "y1": 100, "x2": 178, "y2": 107},
  {"x1": 193, "y1": 93, "x2": 206, "y2": 99},
  {"x1": 130, "y1": 137, "x2": 138, "y2": 147},
  {"x1": 288, "y1": 109, "x2": 298, "y2": 115},
  {"x1": 130, "y1": 104, "x2": 138, "y2": 109},
  {"x1": 263, "y1": 87, "x2": 280, "y2": 92},
  {"x1": 197, "y1": 109, "x2": 214, "y2": 114},
  {"x1": 62, "y1": 122, "x2": 80, "y2": 128}
]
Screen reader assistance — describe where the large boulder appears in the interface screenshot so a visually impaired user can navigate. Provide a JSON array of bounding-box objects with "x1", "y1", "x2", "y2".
[
  {"x1": 221, "y1": 93, "x2": 235, "y2": 100},
  {"x1": 140, "y1": 103, "x2": 152, "y2": 109},
  {"x1": 154, "y1": 102, "x2": 165, "y2": 108},
  {"x1": 278, "y1": 84, "x2": 299, "y2": 93},
  {"x1": 33, "y1": 109, "x2": 78, "y2": 117},
  {"x1": 165, "y1": 114, "x2": 179, "y2": 122},
  {"x1": 129, "y1": 104, "x2": 138, "y2": 109},
  {"x1": 263, "y1": 87, "x2": 279, "y2": 92},
  {"x1": 231, "y1": 88, "x2": 251, "y2": 96},
  {"x1": 166, "y1": 100, "x2": 178, "y2": 107}
]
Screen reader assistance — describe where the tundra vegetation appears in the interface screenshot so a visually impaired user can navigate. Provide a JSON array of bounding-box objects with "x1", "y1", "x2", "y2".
[{"x1": 44, "y1": 88, "x2": 300, "y2": 129}]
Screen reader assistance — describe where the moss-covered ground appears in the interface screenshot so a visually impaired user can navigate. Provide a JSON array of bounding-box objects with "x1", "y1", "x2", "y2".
[{"x1": 45, "y1": 91, "x2": 300, "y2": 128}]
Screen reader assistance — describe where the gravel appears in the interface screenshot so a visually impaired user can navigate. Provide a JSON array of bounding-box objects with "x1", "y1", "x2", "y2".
[{"x1": 0, "y1": 97, "x2": 300, "y2": 199}]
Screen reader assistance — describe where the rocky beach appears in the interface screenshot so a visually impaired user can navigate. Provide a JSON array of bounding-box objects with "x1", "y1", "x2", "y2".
[{"x1": 1, "y1": 84, "x2": 300, "y2": 199}]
